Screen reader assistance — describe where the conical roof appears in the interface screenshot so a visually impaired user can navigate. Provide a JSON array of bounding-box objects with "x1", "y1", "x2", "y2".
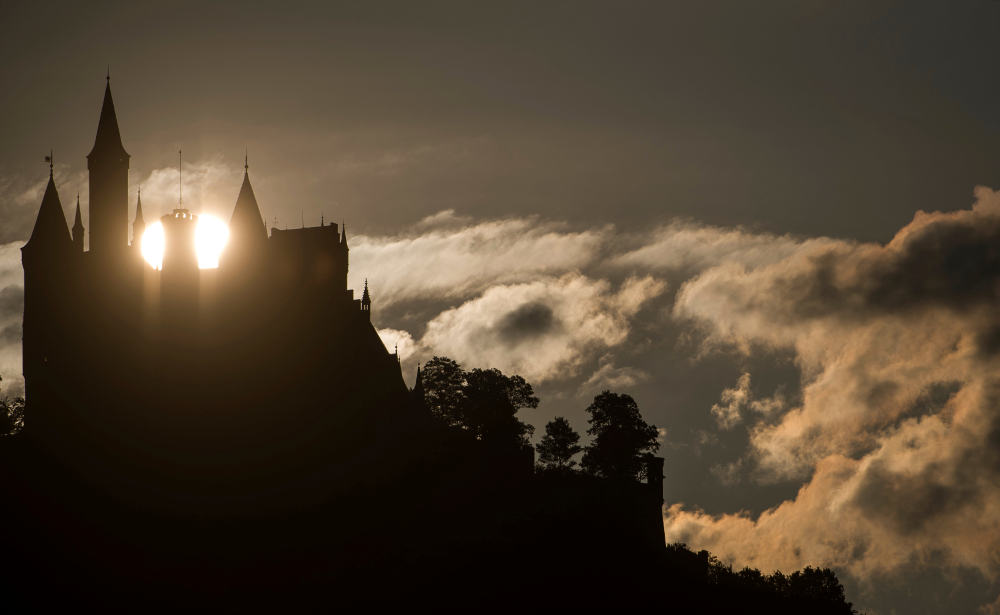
[
  {"x1": 25, "y1": 174, "x2": 71, "y2": 251},
  {"x1": 134, "y1": 189, "x2": 145, "y2": 226},
  {"x1": 87, "y1": 80, "x2": 129, "y2": 160},
  {"x1": 72, "y1": 195, "x2": 84, "y2": 233},
  {"x1": 229, "y1": 170, "x2": 267, "y2": 243}
]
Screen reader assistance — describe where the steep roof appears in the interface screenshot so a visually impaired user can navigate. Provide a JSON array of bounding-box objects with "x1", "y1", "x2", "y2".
[
  {"x1": 25, "y1": 174, "x2": 71, "y2": 251},
  {"x1": 229, "y1": 170, "x2": 267, "y2": 243},
  {"x1": 134, "y1": 189, "x2": 145, "y2": 227},
  {"x1": 87, "y1": 80, "x2": 130, "y2": 160},
  {"x1": 72, "y1": 195, "x2": 84, "y2": 234}
]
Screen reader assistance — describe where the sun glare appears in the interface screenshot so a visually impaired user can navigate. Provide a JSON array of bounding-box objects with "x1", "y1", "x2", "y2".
[
  {"x1": 141, "y1": 221, "x2": 165, "y2": 270},
  {"x1": 140, "y1": 214, "x2": 230, "y2": 270},
  {"x1": 195, "y1": 214, "x2": 230, "y2": 269}
]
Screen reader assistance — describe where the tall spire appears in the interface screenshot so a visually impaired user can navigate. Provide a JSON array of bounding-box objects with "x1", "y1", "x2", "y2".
[
  {"x1": 87, "y1": 76, "x2": 130, "y2": 254},
  {"x1": 132, "y1": 188, "x2": 145, "y2": 247},
  {"x1": 25, "y1": 172, "x2": 71, "y2": 253},
  {"x1": 72, "y1": 193, "x2": 85, "y2": 252},
  {"x1": 87, "y1": 77, "x2": 129, "y2": 161},
  {"x1": 340, "y1": 221, "x2": 347, "y2": 246}
]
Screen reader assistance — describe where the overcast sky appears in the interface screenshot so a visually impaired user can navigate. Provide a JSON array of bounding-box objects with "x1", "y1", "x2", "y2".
[{"x1": 3, "y1": 2, "x2": 1000, "y2": 612}]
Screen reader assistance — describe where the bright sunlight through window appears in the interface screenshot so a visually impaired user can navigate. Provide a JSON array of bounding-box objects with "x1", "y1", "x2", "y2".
[{"x1": 140, "y1": 214, "x2": 229, "y2": 270}]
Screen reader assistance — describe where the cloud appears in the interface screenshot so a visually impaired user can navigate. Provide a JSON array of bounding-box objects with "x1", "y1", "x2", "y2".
[
  {"x1": 0, "y1": 167, "x2": 86, "y2": 244},
  {"x1": 137, "y1": 158, "x2": 243, "y2": 222},
  {"x1": 665, "y1": 187, "x2": 1000, "y2": 588},
  {"x1": 348, "y1": 212, "x2": 609, "y2": 307},
  {"x1": 614, "y1": 219, "x2": 836, "y2": 273},
  {"x1": 377, "y1": 328, "x2": 417, "y2": 362},
  {"x1": 415, "y1": 274, "x2": 665, "y2": 383},
  {"x1": 583, "y1": 354, "x2": 649, "y2": 391},
  {"x1": 710, "y1": 372, "x2": 785, "y2": 430},
  {"x1": 0, "y1": 242, "x2": 24, "y2": 396}
]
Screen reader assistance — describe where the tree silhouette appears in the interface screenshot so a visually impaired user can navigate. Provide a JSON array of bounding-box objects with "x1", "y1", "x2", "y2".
[
  {"x1": 581, "y1": 391, "x2": 658, "y2": 480},
  {"x1": 419, "y1": 357, "x2": 537, "y2": 448},
  {"x1": 536, "y1": 417, "x2": 582, "y2": 470},
  {"x1": 0, "y1": 396, "x2": 24, "y2": 436},
  {"x1": 421, "y1": 356, "x2": 466, "y2": 428},
  {"x1": 463, "y1": 367, "x2": 537, "y2": 446}
]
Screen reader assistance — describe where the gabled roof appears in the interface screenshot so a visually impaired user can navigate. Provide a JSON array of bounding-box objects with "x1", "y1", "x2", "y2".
[
  {"x1": 25, "y1": 174, "x2": 71, "y2": 252},
  {"x1": 87, "y1": 80, "x2": 130, "y2": 160},
  {"x1": 229, "y1": 170, "x2": 267, "y2": 243}
]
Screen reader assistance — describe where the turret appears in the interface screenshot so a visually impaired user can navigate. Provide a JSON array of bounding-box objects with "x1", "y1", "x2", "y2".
[
  {"x1": 72, "y1": 194, "x2": 85, "y2": 253},
  {"x1": 361, "y1": 278, "x2": 371, "y2": 320},
  {"x1": 86, "y1": 76, "x2": 130, "y2": 256}
]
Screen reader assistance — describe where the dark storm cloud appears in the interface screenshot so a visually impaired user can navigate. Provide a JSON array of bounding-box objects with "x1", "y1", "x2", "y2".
[
  {"x1": 496, "y1": 302, "x2": 557, "y2": 344},
  {"x1": 763, "y1": 200, "x2": 1000, "y2": 322}
]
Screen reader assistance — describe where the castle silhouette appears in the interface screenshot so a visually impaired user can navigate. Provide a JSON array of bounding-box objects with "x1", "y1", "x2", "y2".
[
  {"x1": 22, "y1": 77, "x2": 409, "y2": 469},
  {"x1": 7, "y1": 77, "x2": 671, "y2": 610}
]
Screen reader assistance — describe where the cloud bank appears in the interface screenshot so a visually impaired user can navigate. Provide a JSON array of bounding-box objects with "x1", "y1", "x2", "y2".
[{"x1": 665, "y1": 187, "x2": 1000, "y2": 593}]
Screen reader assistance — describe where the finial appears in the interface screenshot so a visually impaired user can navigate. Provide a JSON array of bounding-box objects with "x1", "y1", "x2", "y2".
[
  {"x1": 244, "y1": 147, "x2": 248, "y2": 171},
  {"x1": 106, "y1": 66, "x2": 110, "y2": 83},
  {"x1": 178, "y1": 149, "x2": 183, "y2": 206},
  {"x1": 321, "y1": 213, "x2": 324, "y2": 226},
  {"x1": 45, "y1": 149, "x2": 53, "y2": 177}
]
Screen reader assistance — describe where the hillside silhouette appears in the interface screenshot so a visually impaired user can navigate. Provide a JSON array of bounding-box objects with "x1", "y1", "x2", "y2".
[{"x1": 0, "y1": 77, "x2": 856, "y2": 613}]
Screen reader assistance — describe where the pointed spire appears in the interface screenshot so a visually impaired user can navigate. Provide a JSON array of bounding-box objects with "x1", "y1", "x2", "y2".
[
  {"x1": 25, "y1": 172, "x2": 71, "y2": 252},
  {"x1": 229, "y1": 163, "x2": 267, "y2": 244},
  {"x1": 87, "y1": 77, "x2": 129, "y2": 161},
  {"x1": 361, "y1": 278, "x2": 371, "y2": 320},
  {"x1": 132, "y1": 188, "x2": 145, "y2": 247},
  {"x1": 72, "y1": 193, "x2": 85, "y2": 252},
  {"x1": 412, "y1": 364, "x2": 426, "y2": 401},
  {"x1": 340, "y1": 221, "x2": 347, "y2": 246},
  {"x1": 135, "y1": 187, "x2": 144, "y2": 224}
]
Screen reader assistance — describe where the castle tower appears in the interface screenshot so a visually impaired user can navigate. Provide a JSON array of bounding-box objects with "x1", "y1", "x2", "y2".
[
  {"x1": 21, "y1": 169, "x2": 72, "y2": 414},
  {"x1": 86, "y1": 77, "x2": 130, "y2": 256},
  {"x1": 72, "y1": 194, "x2": 85, "y2": 253}
]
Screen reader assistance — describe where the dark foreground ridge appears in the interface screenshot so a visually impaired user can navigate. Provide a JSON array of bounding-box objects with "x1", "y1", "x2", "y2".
[{"x1": 1, "y1": 78, "x2": 855, "y2": 613}]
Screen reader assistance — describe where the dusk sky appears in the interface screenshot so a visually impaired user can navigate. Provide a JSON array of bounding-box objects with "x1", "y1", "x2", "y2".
[{"x1": 3, "y1": 2, "x2": 1000, "y2": 612}]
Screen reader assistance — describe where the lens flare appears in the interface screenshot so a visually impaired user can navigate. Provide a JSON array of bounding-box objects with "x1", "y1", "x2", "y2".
[
  {"x1": 141, "y1": 221, "x2": 165, "y2": 270},
  {"x1": 195, "y1": 214, "x2": 229, "y2": 269}
]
